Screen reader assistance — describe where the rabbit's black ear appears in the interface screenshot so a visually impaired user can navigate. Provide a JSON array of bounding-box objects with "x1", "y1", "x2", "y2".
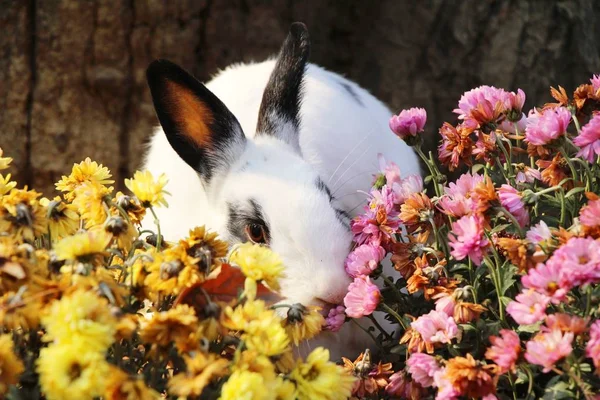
[
  {"x1": 256, "y1": 22, "x2": 310, "y2": 154},
  {"x1": 146, "y1": 59, "x2": 246, "y2": 184}
]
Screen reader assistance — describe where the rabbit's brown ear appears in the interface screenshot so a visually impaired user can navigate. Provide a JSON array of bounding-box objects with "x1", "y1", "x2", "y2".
[
  {"x1": 146, "y1": 59, "x2": 246, "y2": 183},
  {"x1": 256, "y1": 22, "x2": 310, "y2": 154}
]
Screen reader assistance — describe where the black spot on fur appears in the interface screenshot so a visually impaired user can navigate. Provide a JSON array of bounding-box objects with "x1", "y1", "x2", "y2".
[
  {"x1": 339, "y1": 81, "x2": 364, "y2": 106},
  {"x1": 334, "y1": 208, "x2": 351, "y2": 228},
  {"x1": 227, "y1": 199, "x2": 271, "y2": 244},
  {"x1": 315, "y1": 178, "x2": 333, "y2": 201},
  {"x1": 256, "y1": 22, "x2": 310, "y2": 139}
]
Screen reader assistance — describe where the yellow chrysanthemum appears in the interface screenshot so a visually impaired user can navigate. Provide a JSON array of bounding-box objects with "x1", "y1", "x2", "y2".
[
  {"x1": 0, "y1": 238, "x2": 28, "y2": 294},
  {"x1": 222, "y1": 300, "x2": 289, "y2": 356},
  {"x1": 105, "y1": 367, "x2": 160, "y2": 400},
  {"x1": 37, "y1": 342, "x2": 111, "y2": 400},
  {"x1": 55, "y1": 157, "x2": 114, "y2": 200},
  {"x1": 244, "y1": 315, "x2": 290, "y2": 356},
  {"x1": 0, "y1": 174, "x2": 16, "y2": 195},
  {"x1": 219, "y1": 370, "x2": 269, "y2": 400},
  {"x1": 232, "y1": 350, "x2": 277, "y2": 380},
  {"x1": 0, "y1": 334, "x2": 24, "y2": 395},
  {"x1": 143, "y1": 252, "x2": 203, "y2": 300},
  {"x1": 0, "y1": 148, "x2": 12, "y2": 171},
  {"x1": 101, "y1": 215, "x2": 139, "y2": 251},
  {"x1": 113, "y1": 191, "x2": 146, "y2": 225},
  {"x1": 42, "y1": 289, "x2": 117, "y2": 352},
  {"x1": 272, "y1": 376, "x2": 297, "y2": 400},
  {"x1": 0, "y1": 188, "x2": 47, "y2": 243},
  {"x1": 290, "y1": 347, "x2": 355, "y2": 400},
  {"x1": 124, "y1": 170, "x2": 169, "y2": 208},
  {"x1": 180, "y1": 226, "x2": 229, "y2": 270},
  {"x1": 230, "y1": 243, "x2": 284, "y2": 291},
  {"x1": 282, "y1": 304, "x2": 325, "y2": 345},
  {"x1": 40, "y1": 196, "x2": 80, "y2": 242},
  {"x1": 168, "y1": 352, "x2": 229, "y2": 398},
  {"x1": 72, "y1": 180, "x2": 113, "y2": 228},
  {"x1": 0, "y1": 291, "x2": 43, "y2": 330},
  {"x1": 139, "y1": 304, "x2": 199, "y2": 350},
  {"x1": 53, "y1": 229, "x2": 111, "y2": 262}
]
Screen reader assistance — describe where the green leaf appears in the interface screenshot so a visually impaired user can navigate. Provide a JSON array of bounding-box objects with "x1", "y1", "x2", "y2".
[
  {"x1": 518, "y1": 321, "x2": 543, "y2": 333},
  {"x1": 500, "y1": 296, "x2": 513, "y2": 307},
  {"x1": 450, "y1": 263, "x2": 469, "y2": 272},
  {"x1": 543, "y1": 377, "x2": 574, "y2": 400},
  {"x1": 490, "y1": 223, "x2": 511, "y2": 234},
  {"x1": 498, "y1": 263, "x2": 518, "y2": 296},
  {"x1": 565, "y1": 186, "x2": 585, "y2": 198},
  {"x1": 579, "y1": 363, "x2": 592, "y2": 373}
]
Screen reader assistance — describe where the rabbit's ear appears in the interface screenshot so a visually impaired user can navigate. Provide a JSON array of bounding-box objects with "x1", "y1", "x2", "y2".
[
  {"x1": 146, "y1": 59, "x2": 246, "y2": 184},
  {"x1": 256, "y1": 22, "x2": 310, "y2": 154}
]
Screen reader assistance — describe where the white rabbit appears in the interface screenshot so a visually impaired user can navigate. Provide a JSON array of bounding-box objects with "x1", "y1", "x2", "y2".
[{"x1": 141, "y1": 22, "x2": 421, "y2": 359}]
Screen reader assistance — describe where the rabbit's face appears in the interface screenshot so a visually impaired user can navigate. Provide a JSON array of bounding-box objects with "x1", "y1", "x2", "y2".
[
  {"x1": 216, "y1": 136, "x2": 353, "y2": 307},
  {"x1": 146, "y1": 23, "x2": 353, "y2": 310}
]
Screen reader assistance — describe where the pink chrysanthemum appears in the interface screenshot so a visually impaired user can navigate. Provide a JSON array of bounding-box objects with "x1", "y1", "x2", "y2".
[
  {"x1": 433, "y1": 368, "x2": 461, "y2": 400},
  {"x1": 448, "y1": 214, "x2": 490, "y2": 266},
  {"x1": 591, "y1": 74, "x2": 600, "y2": 92},
  {"x1": 391, "y1": 175, "x2": 424, "y2": 205},
  {"x1": 434, "y1": 293, "x2": 456, "y2": 316},
  {"x1": 411, "y1": 310, "x2": 459, "y2": 345},
  {"x1": 525, "y1": 329, "x2": 574, "y2": 372},
  {"x1": 580, "y1": 196, "x2": 600, "y2": 229},
  {"x1": 524, "y1": 107, "x2": 571, "y2": 146},
  {"x1": 376, "y1": 153, "x2": 402, "y2": 187},
  {"x1": 498, "y1": 184, "x2": 529, "y2": 228},
  {"x1": 515, "y1": 166, "x2": 541, "y2": 184},
  {"x1": 550, "y1": 237, "x2": 600, "y2": 287},
  {"x1": 389, "y1": 107, "x2": 427, "y2": 140},
  {"x1": 454, "y1": 85, "x2": 512, "y2": 128},
  {"x1": 406, "y1": 353, "x2": 442, "y2": 388},
  {"x1": 574, "y1": 113, "x2": 600, "y2": 162},
  {"x1": 324, "y1": 305, "x2": 346, "y2": 332},
  {"x1": 521, "y1": 261, "x2": 569, "y2": 304},
  {"x1": 385, "y1": 371, "x2": 410, "y2": 397},
  {"x1": 351, "y1": 186, "x2": 401, "y2": 246},
  {"x1": 485, "y1": 329, "x2": 521, "y2": 374},
  {"x1": 586, "y1": 320, "x2": 600, "y2": 372},
  {"x1": 499, "y1": 114, "x2": 528, "y2": 134},
  {"x1": 526, "y1": 220, "x2": 553, "y2": 246},
  {"x1": 437, "y1": 173, "x2": 484, "y2": 218},
  {"x1": 506, "y1": 289, "x2": 550, "y2": 325},
  {"x1": 344, "y1": 243, "x2": 386, "y2": 277},
  {"x1": 343, "y1": 275, "x2": 380, "y2": 318}
]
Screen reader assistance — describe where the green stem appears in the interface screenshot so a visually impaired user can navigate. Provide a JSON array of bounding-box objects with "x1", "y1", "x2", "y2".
[
  {"x1": 367, "y1": 314, "x2": 394, "y2": 341},
  {"x1": 559, "y1": 145, "x2": 578, "y2": 183},
  {"x1": 496, "y1": 206, "x2": 525, "y2": 238},
  {"x1": 381, "y1": 303, "x2": 408, "y2": 330},
  {"x1": 149, "y1": 206, "x2": 162, "y2": 251},
  {"x1": 414, "y1": 145, "x2": 442, "y2": 197},
  {"x1": 381, "y1": 274, "x2": 404, "y2": 300},
  {"x1": 585, "y1": 285, "x2": 593, "y2": 317},
  {"x1": 484, "y1": 255, "x2": 505, "y2": 323},
  {"x1": 351, "y1": 319, "x2": 383, "y2": 351},
  {"x1": 508, "y1": 373, "x2": 518, "y2": 400},
  {"x1": 496, "y1": 134, "x2": 515, "y2": 183},
  {"x1": 559, "y1": 187, "x2": 566, "y2": 226}
]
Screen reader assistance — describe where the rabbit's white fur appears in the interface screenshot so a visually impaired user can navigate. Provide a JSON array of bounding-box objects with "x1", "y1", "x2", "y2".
[{"x1": 142, "y1": 57, "x2": 420, "y2": 359}]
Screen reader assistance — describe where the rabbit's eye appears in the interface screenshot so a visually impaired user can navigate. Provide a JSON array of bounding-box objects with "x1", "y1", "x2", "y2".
[{"x1": 245, "y1": 223, "x2": 267, "y2": 244}]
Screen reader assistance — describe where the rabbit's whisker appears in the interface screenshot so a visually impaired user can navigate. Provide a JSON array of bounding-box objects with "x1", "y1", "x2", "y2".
[{"x1": 327, "y1": 130, "x2": 374, "y2": 184}]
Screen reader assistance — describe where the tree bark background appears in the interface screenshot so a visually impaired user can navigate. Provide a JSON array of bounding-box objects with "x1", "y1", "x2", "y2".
[{"x1": 1, "y1": 0, "x2": 599, "y2": 195}]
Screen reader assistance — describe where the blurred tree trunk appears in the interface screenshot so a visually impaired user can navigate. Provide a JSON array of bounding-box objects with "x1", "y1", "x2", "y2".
[{"x1": 1, "y1": 0, "x2": 599, "y2": 195}]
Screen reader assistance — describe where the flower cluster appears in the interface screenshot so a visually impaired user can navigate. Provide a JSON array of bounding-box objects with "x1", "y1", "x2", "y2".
[
  {"x1": 0, "y1": 153, "x2": 354, "y2": 400},
  {"x1": 332, "y1": 75, "x2": 600, "y2": 399}
]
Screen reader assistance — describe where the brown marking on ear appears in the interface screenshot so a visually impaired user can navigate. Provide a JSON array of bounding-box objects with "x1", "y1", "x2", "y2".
[{"x1": 164, "y1": 80, "x2": 215, "y2": 149}]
